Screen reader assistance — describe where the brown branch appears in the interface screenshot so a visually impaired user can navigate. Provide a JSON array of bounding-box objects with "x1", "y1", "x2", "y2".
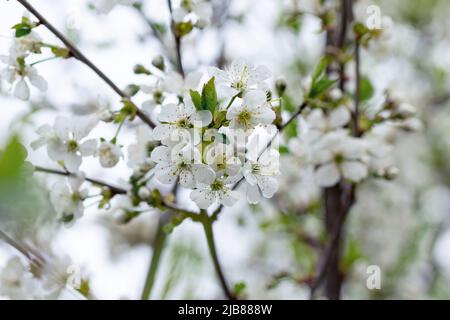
[
  {"x1": 15, "y1": 0, "x2": 156, "y2": 128},
  {"x1": 167, "y1": 0, "x2": 185, "y2": 77}
]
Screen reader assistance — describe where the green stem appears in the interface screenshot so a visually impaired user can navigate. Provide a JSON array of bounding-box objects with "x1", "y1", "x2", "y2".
[
  {"x1": 201, "y1": 215, "x2": 235, "y2": 300},
  {"x1": 141, "y1": 219, "x2": 167, "y2": 300},
  {"x1": 30, "y1": 55, "x2": 59, "y2": 66},
  {"x1": 225, "y1": 93, "x2": 240, "y2": 109}
]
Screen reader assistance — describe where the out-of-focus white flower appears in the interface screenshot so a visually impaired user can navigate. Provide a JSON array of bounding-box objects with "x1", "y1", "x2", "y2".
[
  {"x1": 152, "y1": 94, "x2": 212, "y2": 144},
  {"x1": 209, "y1": 59, "x2": 271, "y2": 95},
  {"x1": 0, "y1": 257, "x2": 39, "y2": 299},
  {"x1": 128, "y1": 125, "x2": 156, "y2": 169},
  {"x1": 31, "y1": 116, "x2": 98, "y2": 172},
  {"x1": 151, "y1": 144, "x2": 214, "y2": 188},
  {"x1": 50, "y1": 174, "x2": 88, "y2": 225},
  {"x1": 304, "y1": 106, "x2": 351, "y2": 140},
  {"x1": 91, "y1": 0, "x2": 134, "y2": 14},
  {"x1": 9, "y1": 31, "x2": 42, "y2": 57},
  {"x1": 190, "y1": 174, "x2": 240, "y2": 209},
  {"x1": 241, "y1": 150, "x2": 279, "y2": 204},
  {"x1": 173, "y1": 0, "x2": 213, "y2": 28},
  {"x1": 226, "y1": 90, "x2": 275, "y2": 131},
  {"x1": 141, "y1": 80, "x2": 165, "y2": 114},
  {"x1": 97, "y1": 142, "x2": 123, "y2": 168},
  {"x1": 163, "y1": 71, "x2": 202, "y2": 96},
  {"x1": 312, "y1": 130, "x2": 368, "y2": 187},
  {"x1": 0, "y1": 55, "x2": 47, "y2": 100}
]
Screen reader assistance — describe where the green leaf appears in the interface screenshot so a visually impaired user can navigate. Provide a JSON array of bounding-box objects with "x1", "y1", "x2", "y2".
[
  {"x1": 12, "y1": 23, "x2": 32, "y2": 38},
  {"x1": 189, "y1": 89, "x2": 202, "y2": 110},
  {"x1": 311, "y1": 58, "x2": 328, "y2": 84},
  {"x1": 0, "y1": 136, "x2": 27, "y2": 178},
  {"x1": 359, "y1": 76, "x2": 374, "y2": 101},
  {"x1": 201, "y1": 77, "x2": 218, "y2": 113},
  {"x1": 309, "y1": 78, "x2": 337, "y2": 98},
  {"x1": 233, "y1": 282, "x2": 247, "y2": 296}
]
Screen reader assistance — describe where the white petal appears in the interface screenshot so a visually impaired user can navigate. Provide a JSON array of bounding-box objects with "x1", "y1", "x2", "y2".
[
  {"x1": 192, "y1": 164, "x2": 215, "y2": 185},
  {"x1": 342, "y1": 161, "x2": 368, "y2": 182},
  {"x1": 246, "y1": 184, "x2": 261, "y2": 204},
  {"x1": 220, "y1": 190, "x2": 238, "y2": 207},
  {"x1": 79, "y1": 139, "x2": 97, "y2": 156},
  {"x1": 150, "y1": 145, "x2": 171, "y2": 163},
  {"x1": 243, "y1": 90, "x2": 266, "y2": 108},
  {"x1": 329, "y1": 106, "x2": 351, "y2": 128},
  {"x1": 185, "y1": 71, "x2": 202, "y2": 90},
  {"x1": 190, "y1": 189, "x2": 215, "y2": 209},
  {"x1": 254, "y1": 107, "x2": 276, "y2": 125},
  {"x1": 13, "y1": 78, "x2": 30, "y2": 100},
  {"x1": 47, "y1": 139, "x2": 66, "y2": 161},
  {"x1": 191, "y1": 110, "x2": 212, "y2": 127},
  {"x1": 53, "y1": 117, "x2": 71, "y2": 141},
  {"x1": 315, "y1": 163, "x2": 341, "y2": 187},
  {"x1": 158, "y1": 104, "x2": 180, "y2": 123},
  {"x1": 257, "y1": 176, "x2": 278, "y2": 198},
  {"x1": 64, "y1": 152, "x2": 82, "y2": 173},
  {"x1": 29, "y1": 73, "x2": 48, "y2": 92},
  {"x1": 179, "y1": 169, "x2": 195, "y2": 188},
  {"x1": 152, "y1": 124, "x2": 175, "y2": 141}
]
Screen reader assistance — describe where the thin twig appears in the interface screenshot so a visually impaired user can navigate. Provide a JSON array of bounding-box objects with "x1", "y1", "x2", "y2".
[
  {"x1": 15, "y1": 0, "x2": 156, "y2": 128},
  {"x1": 34, "y1": 166, "x2": 127, "y2": 195},
  {"x1": 202, "y1": 214, "x2": 235, "y2": 299},
  {"x1": 167, "y1": 0, "x2": 185, "y2": 77}
]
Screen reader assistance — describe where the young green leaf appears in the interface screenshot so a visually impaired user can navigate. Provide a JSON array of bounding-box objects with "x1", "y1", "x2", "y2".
[
  {"x1": 201, "y1": 77, "x2": 218, "y2": 113},
  {"x1": 189, "y1": 89, "x2": 202, "y2": 110}
]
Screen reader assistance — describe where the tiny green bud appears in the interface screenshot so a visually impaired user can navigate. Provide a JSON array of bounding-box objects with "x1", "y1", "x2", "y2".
[
  {"x1": 275, "y1": 77, "x2": 287, "y2": 96},
  {"x1": 124, "y1": 84, "x2": 140, "y2": 97},
  {"x1": 133, "y1": 64, "x2": 151, "y2": 75},
  {"x1": 151, "y1": 55, "x2": 165, "y2": 71}
]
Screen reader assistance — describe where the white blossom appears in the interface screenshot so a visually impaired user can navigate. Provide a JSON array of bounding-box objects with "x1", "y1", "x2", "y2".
[
  {"x1": 172, "y1": 0, "x2": 213, "y2": 28},
  {"x1": 190, "y1": 174, "x2": 240, "y2": 209},
  {"x1": 209, "y1": 59, "x2": 271, "y2": 95},
  {"x1": 91, "y1": 0, "x2": 134, "y2": 14},
  {"x1": 31, "y1": 116, "x2": 98, "y2": 172},
  {"x1": 97, "y1": 142, "x2": 123, "y2": 168},
  {"x1": 163, "y1": 71, "x2": 202, "y2": 96},
  {"x1": 128, "y1": 125, "x2": 156, "y2": 169},
  {"x1": 151, "y1": 144, "x2": 214, "y2": 188},
  {"x1": 50, "y1": 174, "x2": 88, "y2": 225},
  {"x1": 226, "y1": 90, "x2": 275, "y2": 131},
  {"x1": 0, "y1": 55, "x2": 47, "y2": 100},
  {"x1": 241, "y1": 150, "x2": 279, "y2": 204},
  {"x1": 312, "y1": 130, "x2": 368, "y2": 187},
  {"x1": 153, "y1": 94, "x2": 212, "y2": 144}
]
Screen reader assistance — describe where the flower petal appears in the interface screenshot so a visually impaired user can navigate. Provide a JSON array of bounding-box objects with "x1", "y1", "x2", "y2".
[{"x1": 315, "y1": 163, "x2": 340, "y2": 187}]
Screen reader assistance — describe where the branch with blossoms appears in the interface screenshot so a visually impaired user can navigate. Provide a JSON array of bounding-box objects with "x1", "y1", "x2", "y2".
[{"x1": 0, "y1": 0, "x2": 421, "y2": 300}]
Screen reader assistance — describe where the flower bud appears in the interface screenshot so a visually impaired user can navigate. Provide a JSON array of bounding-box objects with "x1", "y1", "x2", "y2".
[
  {"x1": 138, "y1": 186, "x2": 151, "y2": 199},
  {"x1": 133, "y1": 64, "x2": 151, "y2": 75},
  {"x1": 275, "y1": 77, "x2": 287, "y2": 96},
  {"x1": 152, "y1": 55, "x2": 165, "y2": 71},
  {"x1": 98, "y1": 142, "x2": 123, "y2": 168}
]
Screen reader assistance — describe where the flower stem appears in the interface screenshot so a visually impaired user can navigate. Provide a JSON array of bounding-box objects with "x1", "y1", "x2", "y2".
[
  {"x1": 15, "y1": 0, "x2": 156, "y2": 128},
  {"x1": 30, "y1": 55, "x2": 59, "y2": 66},
  {"x1": 201, "y1": 213, "x2": 235, "y2": 299},
  {"x1": 141, "y1": 217, "x2": 168, "y2": 300}
]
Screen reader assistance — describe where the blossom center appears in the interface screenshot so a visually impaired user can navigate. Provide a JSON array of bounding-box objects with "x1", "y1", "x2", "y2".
[
  {"x1": 210, "y1": 179, "x2": 224, "y2": 191},
  {"x1": 237, "y1": 109, "x2": 252, "y2": 126},
  {"x1": 67, "y1": 140, "x2": 79, "y2": 152}
]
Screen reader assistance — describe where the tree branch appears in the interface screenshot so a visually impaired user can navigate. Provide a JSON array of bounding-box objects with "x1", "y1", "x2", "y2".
[{"x1": 15, "y1": 0, "x2": 156, "y2": 128}]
